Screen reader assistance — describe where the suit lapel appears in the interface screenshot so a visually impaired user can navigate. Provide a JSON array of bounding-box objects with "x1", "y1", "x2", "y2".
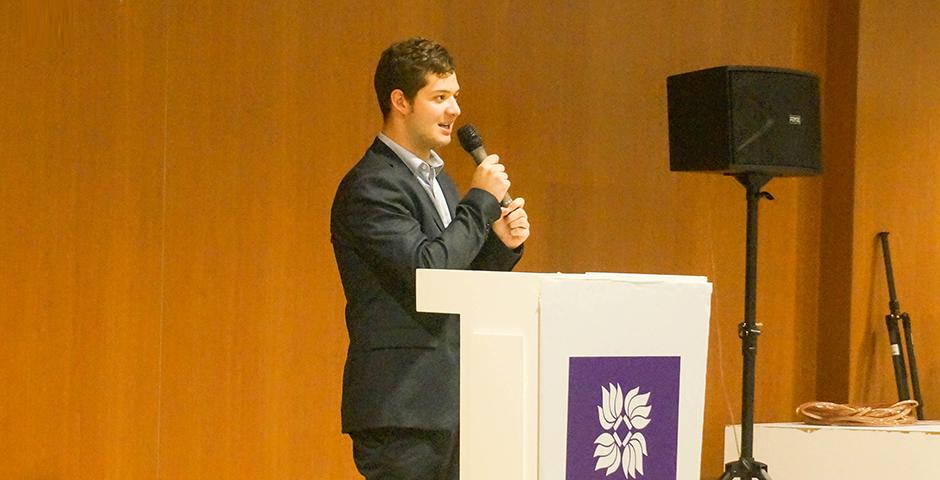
[{"x1": 369, "y1": 139, "x2": 446, "y2": 233}]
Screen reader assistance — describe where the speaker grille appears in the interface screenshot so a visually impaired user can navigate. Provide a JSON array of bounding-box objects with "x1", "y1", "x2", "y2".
[{"x1": 667, "y1": 66, "x2": 821, "y2": 176}]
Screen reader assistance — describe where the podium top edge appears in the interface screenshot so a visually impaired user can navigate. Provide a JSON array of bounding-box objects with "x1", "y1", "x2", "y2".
[
  {"x1": 416, "y1": 269, "x2": 710, "y2": 284},
  {"x1": 582, "y1": 272, "x2": 709, "y2": 283}
]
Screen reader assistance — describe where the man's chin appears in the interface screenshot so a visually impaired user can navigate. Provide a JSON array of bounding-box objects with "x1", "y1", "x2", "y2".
[{"x1": 421, "y1": 132, "x2": 452, "y2": 152}]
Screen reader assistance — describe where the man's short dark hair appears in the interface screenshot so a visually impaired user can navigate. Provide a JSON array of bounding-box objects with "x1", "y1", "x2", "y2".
[{"x1": 374, "y1": 37, "x2": 456, "y2": 119}]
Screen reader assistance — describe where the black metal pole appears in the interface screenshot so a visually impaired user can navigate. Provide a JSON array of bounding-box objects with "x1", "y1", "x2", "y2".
[
  {"x1": 720, "y1": 173, "x2": 773, "y2": 480},
  {"x1": 740, "y1": 173, "x2": 769, "y2": 461},
  {"x1": 885, "y1": 314, "x2": 911, "y2": 401},
  {"x1": 878, "y1": 232, "x2": 912, "y2": 404},
  {"x1": 879, "y1": 232, "x2": 899, "y2": 303},
  {"x1": 901, "y1": 314, "x2": 925, "y2": 419}
]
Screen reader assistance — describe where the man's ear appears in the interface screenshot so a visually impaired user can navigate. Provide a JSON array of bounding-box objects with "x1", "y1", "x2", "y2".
[{"x1": 390, "y1": 89, "x2": 411, "y2": 115}]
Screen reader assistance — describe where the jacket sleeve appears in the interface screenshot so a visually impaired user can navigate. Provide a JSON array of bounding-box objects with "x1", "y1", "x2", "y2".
[
  {"x1": 469, "y1": 230, "x2": 524, "y2": 271},
  {"x1": 332, "y1": 170, "x2": 502, "y2": 290}
]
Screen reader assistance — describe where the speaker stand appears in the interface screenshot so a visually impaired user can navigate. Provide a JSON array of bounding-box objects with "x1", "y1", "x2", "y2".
[{"x1": 719, "y1": 173, "x2": 774, "y2": 480}]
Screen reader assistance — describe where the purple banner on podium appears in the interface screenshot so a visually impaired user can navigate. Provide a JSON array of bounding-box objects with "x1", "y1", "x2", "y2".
[{"x1": 566, "y1": 356, "x2": 681, "y2": 479}]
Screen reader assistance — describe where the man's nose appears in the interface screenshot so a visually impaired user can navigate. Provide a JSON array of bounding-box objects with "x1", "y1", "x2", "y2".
[{"x1": 448, "y1": 98, "x2": 461, "y2": 116}]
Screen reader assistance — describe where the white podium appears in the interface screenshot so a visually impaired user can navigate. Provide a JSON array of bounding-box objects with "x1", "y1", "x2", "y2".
[{"x1": 417, "y1": 270, "x2": 713, "y2": 479}]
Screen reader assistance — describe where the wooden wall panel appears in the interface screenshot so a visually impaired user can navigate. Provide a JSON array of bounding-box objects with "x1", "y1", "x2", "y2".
[
  {"x1": 0, "y1": 1, "x2": 165, "y2": 479},
  {"x1": 0, "y1": 1, "x2": 852, "y2": 479},
  {"x1": 816, "y1": 0, "x2": 859, "y2": 405},
  {"x1": 850, "y1": 1, "x2": 940, "y2": 408}
]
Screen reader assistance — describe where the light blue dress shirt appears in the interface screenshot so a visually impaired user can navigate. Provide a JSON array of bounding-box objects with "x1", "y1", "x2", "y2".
[{"x1": 377, "y1": 133, "x2": 452, "y2": 227}]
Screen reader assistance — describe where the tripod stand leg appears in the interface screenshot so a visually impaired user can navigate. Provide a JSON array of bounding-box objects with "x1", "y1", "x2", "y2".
[
  {"x1": 756, "y1": 467, "x2": 773, "y2": 480},
  {"x1": 719, "y1": 458, "x2": 772, "y2": 479},
  {"x1": 886, "y1": 314, "x2": 911, "y2": 402},
  {"x1": 901, "y1": 313, "x2": 925, "y2": 419}
]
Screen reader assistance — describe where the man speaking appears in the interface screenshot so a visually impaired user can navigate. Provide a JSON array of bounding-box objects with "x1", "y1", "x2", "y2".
[{"x1": 330, "y1": 37, "x2": 531, "y2": 479}]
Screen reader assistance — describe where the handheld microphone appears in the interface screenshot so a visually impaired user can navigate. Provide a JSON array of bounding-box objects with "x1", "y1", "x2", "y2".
[{"x1": 456, "y1": 124, "x2": 513, "y2": 207}]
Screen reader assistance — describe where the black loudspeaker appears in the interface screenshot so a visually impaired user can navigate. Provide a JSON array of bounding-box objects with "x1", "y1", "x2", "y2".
[{"x1": 667, "y1": 66, "x2": 821, "y2": 176}]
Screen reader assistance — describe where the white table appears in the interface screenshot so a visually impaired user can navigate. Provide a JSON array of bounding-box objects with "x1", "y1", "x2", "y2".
[{"x1": 724, "y1": 421, "x2": 940, "y2": 478}]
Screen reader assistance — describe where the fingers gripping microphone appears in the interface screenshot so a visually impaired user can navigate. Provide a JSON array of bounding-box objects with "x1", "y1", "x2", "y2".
[{"x1": 456, "y1": 124, "x2": 513, "y2": 207}]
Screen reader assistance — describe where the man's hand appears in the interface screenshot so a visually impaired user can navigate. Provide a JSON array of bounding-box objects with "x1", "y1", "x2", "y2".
[
  {"x1": 492, "y1": 197, "x2": 529, "y2": 249},
  {"x1": 469, "y1": 154, "x2": 510, "y2": 202}
]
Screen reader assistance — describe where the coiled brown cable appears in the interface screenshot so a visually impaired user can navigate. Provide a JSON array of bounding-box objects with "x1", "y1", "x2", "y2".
[{"x1": 796, "y1": 400, "x2": 919, "y2": 426}]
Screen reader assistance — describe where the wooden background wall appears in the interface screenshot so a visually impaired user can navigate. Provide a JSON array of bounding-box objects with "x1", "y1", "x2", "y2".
[
  {"x1": 848, "y1": 1, "x2": 940, "y2": 405},
  {"x1": 1, "y1": 1, "x2": 936, "y2": 479}
]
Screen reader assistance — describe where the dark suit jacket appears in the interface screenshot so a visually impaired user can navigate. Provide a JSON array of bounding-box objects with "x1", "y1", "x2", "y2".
[{"x1": 331, "y1": 138, "x2": 522, "y2": 432}]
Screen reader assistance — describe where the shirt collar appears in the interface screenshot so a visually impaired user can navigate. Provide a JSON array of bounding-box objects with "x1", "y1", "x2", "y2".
[{"x1": 377, "y1": 132, "x2": 444, "y2": 180}]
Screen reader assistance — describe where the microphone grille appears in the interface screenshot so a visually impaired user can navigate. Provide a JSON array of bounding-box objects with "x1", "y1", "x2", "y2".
[{"x1": 457, "y1": 124, "x2": 483, "y2": 152}]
